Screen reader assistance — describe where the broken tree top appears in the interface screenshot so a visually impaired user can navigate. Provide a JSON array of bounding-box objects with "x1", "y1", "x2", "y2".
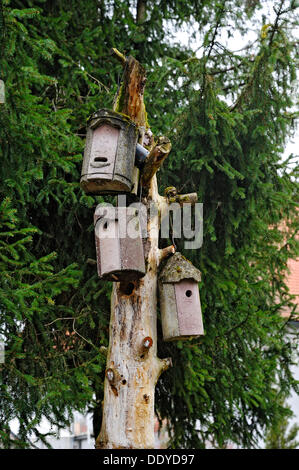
[{"x1": 159, "y1": 252, "x2": 201, "y2": 284}]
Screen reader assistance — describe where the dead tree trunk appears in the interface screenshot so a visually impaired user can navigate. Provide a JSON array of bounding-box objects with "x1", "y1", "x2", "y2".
[{"x1": 95, "y1": 51, "x2": 173, "y2": 449}]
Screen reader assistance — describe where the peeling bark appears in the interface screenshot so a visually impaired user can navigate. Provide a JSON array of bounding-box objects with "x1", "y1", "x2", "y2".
[
  {"x1": 96, "y1": 52, "x2": 172, "y2": 449},
  {"x1": 159, "y1": 245, "x2": 176, "y2": 262},
  {"x1": 112, "y1": 51, "x2": 147, "y2": 129},
  {"x1": 141, "y1": 137, "x2": 172, "y2": 187}
]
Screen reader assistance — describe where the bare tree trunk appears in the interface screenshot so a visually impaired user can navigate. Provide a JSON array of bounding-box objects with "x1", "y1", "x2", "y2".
[{"x1": 96, "y1": 52, "x2": 172, "y2": 449}]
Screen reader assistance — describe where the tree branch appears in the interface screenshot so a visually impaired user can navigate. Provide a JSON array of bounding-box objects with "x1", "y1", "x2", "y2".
[
  {"x1": 164, "y1": 186, "x2": 198, "y2": 206},
  {"x1": 110, "y1": 47, "x2": 126, "y2": 65},
  {"x1": 206, "y1": 1, "x2": 227, "y2": 62},
  {"x1": 141, "y1": 136, "x2": 171, "y2": 187},
  {"x1": 268, "y1": 0, "x2": 286, "y2": 47},
  {"x1": 155, "y1": 357, "x2": 172, "y2": 385},
  {"x1": 159, "y1": 245, "x2": 176, "y2": 262}
]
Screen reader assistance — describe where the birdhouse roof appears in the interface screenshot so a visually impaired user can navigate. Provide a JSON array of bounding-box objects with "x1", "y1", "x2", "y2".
[
  {"x1": 88, "y1": 108, "x2": 135, "y2": 127},
  {"x1": 159, "y1": 252, "x2": 201, "y2": 283}
]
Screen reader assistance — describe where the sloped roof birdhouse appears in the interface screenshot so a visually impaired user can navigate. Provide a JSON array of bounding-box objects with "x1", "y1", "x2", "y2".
[
  {"x1": 159, "y1": 252, "x2": 204, "y2": 341},
  {"x1": 80, "y1": 109, "x2": 138, "y2": 195},
  {"x1": 94, "y1": 204, "x2": 145, "y2": 282}
]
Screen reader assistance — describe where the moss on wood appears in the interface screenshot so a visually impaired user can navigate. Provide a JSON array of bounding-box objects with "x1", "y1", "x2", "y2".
[{"x1": 159, "y1": 252, "x2": 201, "y2": 283}]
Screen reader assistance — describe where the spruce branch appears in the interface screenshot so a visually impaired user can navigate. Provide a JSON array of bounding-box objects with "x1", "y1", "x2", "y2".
[{"x1": 269, "y1": 0, "x2": 286, "y2": 47}]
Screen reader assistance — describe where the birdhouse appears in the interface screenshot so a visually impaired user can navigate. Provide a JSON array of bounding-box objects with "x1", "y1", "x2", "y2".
[
  {"x1": 80, "y1": 109, "x2": 138, "y2": 195},
  {"x1": 159, "y1": 253, "x2": 204, "y2": 341},
  {"x1": 94, "y1": 204, "x2": 145, "y2": 282}
]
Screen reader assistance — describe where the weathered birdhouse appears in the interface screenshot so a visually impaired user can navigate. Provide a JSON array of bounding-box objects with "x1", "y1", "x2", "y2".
[
  {"x1": 94, "y1": 204, "x2": 145, "y2": 282},
  {"x1": 159, "y1": 252, "x2": 204, "y2": 341},
  {"x1": 80, "y1": 109, "x2": 138, "y2": 195}
]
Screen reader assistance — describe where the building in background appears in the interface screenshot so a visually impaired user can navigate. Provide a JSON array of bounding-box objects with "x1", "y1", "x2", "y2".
[
  {"x1": 286, "y1": 257, "x2": 299, "y2": 315},
  {"x1": 284, "y1": 254, "x2": 299, "y2": 433},
  {"x1": 31, "y1": 412, "x2": 94, "y2": 449},
  {"x1": 13, "y1": 413, "x2": 169, "y2": 449}
]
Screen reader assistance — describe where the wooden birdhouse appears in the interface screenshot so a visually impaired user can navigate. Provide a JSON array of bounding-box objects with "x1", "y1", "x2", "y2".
[
  {"x1": 159, "y1": 252, "x2": 204, "y2": 341},
  {"x1": 80, "y1": 109, "x2": 138, "y2": 195},
  {"x1": 94, "y1": 204, "x2": 145, "y2": 282}
]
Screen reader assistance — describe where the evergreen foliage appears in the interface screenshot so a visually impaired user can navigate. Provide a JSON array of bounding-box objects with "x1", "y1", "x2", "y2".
[
  {"x1": 0, "y1": 0, "x2": 298, "y2": 448},
  {"x1": 265, "y1": 397, "x2": 299, "y2": 449}
]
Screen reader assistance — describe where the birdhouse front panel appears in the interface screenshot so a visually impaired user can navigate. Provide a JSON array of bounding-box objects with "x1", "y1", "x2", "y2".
[
  {"x1": 89, "y1": 123, "x2": 119, "y2": 176},
  {"x1": 94, "y1": 205, "x2": 145, "y2": 282},
  {"x1": 174, "y1": 280, "x2": 204, "y2": 337},
  {"x1": 81, "y1": 109, "x2": 138, "y2": 195},
  {"x1": 118, "y1": 210, "x2": 144, "y2": 272}
]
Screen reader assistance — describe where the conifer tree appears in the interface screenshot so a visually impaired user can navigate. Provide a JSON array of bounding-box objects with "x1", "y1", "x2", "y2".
[
  {"x1": 0, "y1": 0, "x2": 298, "y2": 448},
  {"x1": 265, "y1": 398, "x2": 299, "y2": 449}
]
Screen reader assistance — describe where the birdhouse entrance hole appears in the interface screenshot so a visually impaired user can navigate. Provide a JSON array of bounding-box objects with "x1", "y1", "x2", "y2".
[
  {"x1": 119, "y1": 281, "x2": 135, "y2": 296},
  {"x1": 94, "y1": 157, "x2": 108, "y2": 163}
]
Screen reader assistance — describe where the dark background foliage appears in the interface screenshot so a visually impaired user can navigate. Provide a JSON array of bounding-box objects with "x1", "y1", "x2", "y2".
[{"x1": 0, "y1": 0, "x2": 298, "y2": 448}]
